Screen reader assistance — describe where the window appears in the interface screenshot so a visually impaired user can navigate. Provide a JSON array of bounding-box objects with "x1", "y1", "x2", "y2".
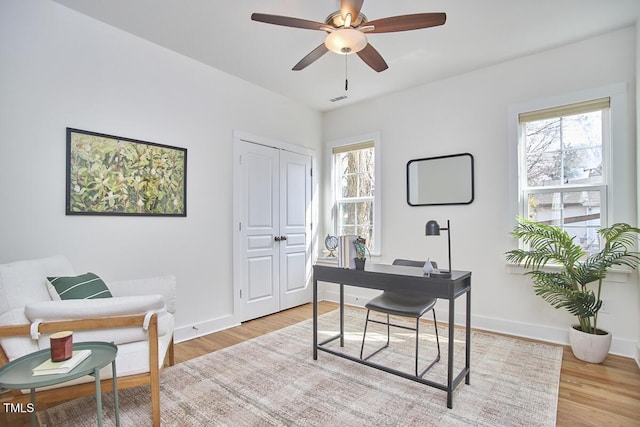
[
  {"x1": 330, "y1": 134, "x2": 380, "y2": 254},
  {"x1": 518, "y1": 98, "x2": 610, "y2": 254}
]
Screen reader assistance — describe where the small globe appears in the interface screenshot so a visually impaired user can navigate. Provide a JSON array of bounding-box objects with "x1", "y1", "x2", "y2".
[{"x1": 325, "y1": 234, "x2": 338, "y2": 257}]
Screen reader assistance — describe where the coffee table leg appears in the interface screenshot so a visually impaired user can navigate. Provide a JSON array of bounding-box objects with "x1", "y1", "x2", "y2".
[
  {"x1": 94, "y1": 368, "x2": 103, "y2": 427},
  {"x1": 30, "y1": 388, "x2": 36, "y2": 427},
  {"x1": 112, "y1": 360, "x2": 120, "y2": 427}
]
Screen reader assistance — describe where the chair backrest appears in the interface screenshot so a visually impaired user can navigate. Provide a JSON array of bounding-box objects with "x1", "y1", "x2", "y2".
[
  {"x1": 0, "y1": 255, "x2": 76, "y2": 360},
  {"x1": 392, "y1": 259, "x2": 438, "y2": 269}
]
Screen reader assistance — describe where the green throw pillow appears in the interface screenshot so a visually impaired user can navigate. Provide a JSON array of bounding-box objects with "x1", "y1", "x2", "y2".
[{"x1": 47, "y1": 272, "x2": 113, "y2": 300}]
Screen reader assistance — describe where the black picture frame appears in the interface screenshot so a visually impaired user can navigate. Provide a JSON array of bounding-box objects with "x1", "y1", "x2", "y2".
[{"x1": 66, "y1": 128, "x2": 187, "y2": 216}]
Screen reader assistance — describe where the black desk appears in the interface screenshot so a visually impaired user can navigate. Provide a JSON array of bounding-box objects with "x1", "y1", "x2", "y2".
[{"x1": 313, "y1": 263, "x2": 471, "y2": 409}]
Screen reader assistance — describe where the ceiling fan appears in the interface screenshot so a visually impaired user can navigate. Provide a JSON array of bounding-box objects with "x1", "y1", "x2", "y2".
[{"x1": 251, "y1": 0, "x2": 446, "y2": 73}]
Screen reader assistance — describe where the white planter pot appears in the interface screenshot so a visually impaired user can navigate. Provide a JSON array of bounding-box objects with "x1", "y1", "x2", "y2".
[{"x1": 568, "y1": 325, "x2": 612, "y2": 364}]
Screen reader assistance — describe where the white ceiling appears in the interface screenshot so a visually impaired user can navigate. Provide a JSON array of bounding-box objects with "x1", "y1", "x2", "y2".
[{"x1": 52, "y1": 0, "x2": 640, "y2": 112}]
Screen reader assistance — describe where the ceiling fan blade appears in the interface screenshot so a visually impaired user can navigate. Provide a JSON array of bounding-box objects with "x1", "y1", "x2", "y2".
[
  {"x1": 365, "y1": 13, "x2": 446, "y2": 33},
  {"x1": 292, "y1": 44, "x2": 329, "y2": 71},
  {"x1": 357, "y1": 43, "x2": 388, "y2": 72},
  {"x1": 251, "y1": 13, "x2": 330, "y2": 31},
  {"x1": 340, "y1": 0, "x2": 364, "y2": 23}
]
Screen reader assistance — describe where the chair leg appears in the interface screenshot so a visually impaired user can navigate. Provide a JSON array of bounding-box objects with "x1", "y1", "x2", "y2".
[
  {"x1": 359, "y1": 310, "x2": 371, "y2": 359},
  {"x1": 415, "y1": 318, "x2": 420, "y2": 376},
  {"x1": 432, "y1": 308, "x2": 441, "y2": 359},
  {"x1": 385, "y1": 314, "x2": 390, "y2": 347},
  {"x1": 360, "y1": 311, "x2": 391, "y2": 361},
  {"x1": 416, "y1": 309, "x2": 441, "y2": 378}
]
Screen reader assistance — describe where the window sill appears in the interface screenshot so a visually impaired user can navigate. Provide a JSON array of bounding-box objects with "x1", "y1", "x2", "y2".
[{"x1": 506, "y1": 263, "x2": 634, "y2": 283}]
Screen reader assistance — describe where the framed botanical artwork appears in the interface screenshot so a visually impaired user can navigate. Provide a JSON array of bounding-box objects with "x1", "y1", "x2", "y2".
[{"x1": 66, "y1": 128, "x2": 187, "y2": 216}]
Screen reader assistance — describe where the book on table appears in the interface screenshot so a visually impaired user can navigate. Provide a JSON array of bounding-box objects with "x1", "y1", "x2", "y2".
[{"x1": 32, "y1": 349, "x2": 92, "y2": 376}]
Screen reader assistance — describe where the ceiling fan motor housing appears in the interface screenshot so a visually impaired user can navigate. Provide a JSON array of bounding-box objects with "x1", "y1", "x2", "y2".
[{"x1": 325, "y1": 11, "x2": 367, "y2": 28}]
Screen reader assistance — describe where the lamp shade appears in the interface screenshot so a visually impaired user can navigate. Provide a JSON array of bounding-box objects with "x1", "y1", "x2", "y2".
[
  {"x1": 324, "y1": 28, "x2": 367, "y2": 55},
  {"x1": 425, "y1": 220, "x2": 441, "y2": 236}
]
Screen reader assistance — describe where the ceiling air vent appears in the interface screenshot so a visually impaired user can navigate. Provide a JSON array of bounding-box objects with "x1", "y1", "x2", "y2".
[{"x1": 330, "y1": 95, "x2": 348, "y2": 102}]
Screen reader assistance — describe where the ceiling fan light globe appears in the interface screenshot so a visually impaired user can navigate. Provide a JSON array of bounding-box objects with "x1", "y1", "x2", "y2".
[{"x1": 324, "y1": 28, "x2": 367, "y2": 55}]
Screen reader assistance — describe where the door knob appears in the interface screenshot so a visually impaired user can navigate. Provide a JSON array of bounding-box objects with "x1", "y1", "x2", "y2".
[
  {"x1": 280, "y1": 235, "x2": 287, "y2": 241},
  {"x1": 274, "y1": 236, "x2": 281, "y2": 241}
]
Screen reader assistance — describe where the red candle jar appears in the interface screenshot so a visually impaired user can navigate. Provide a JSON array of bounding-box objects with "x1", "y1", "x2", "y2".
[{"x1": 50, "y1": 331, "x2": 73, "y2": 362}]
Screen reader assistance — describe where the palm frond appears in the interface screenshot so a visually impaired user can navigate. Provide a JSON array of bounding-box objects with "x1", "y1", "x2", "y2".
[
  {"x1": 599, "y1": 223, "x2": 640, "y2": 249},
  {"x1": 528, "y1": 270, "x2": 575, "y2": 290},
  {"x1": 507, "y1": 218, "x2": 583, "y2": 270},
  {"x1": 532, "y1": 278, "x2": 601, "y2": 317}
]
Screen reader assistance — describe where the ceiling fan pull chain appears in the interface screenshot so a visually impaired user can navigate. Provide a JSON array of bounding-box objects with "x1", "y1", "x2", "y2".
[{"x1": 344, "y1": 53, "x2": 348, "y2": 91}]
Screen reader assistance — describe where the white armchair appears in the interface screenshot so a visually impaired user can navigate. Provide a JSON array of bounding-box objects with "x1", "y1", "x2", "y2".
[{"x1": 0, "y1": 255, "x2": 176, "y2": 426}]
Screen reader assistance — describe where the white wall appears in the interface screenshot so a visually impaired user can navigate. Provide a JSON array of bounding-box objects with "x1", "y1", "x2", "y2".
[
  {"x1": 323, "y1": 26, "x2": 639, "y2": 357},
  {"x1": 0, "y1": 0, "x2": 322, "y2": 337}
]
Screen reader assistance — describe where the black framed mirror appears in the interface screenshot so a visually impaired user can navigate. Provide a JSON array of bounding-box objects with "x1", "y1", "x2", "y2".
[{"x1": 407, "y1": 153, "x2": 474, "y2": 206}]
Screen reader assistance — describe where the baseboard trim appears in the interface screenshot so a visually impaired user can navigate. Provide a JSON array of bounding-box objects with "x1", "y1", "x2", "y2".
[
  {"x1": 321, "y1": 287, "x2": 639, "y2": 359},
  {"x1": 174, "y1": 314, "x2": 239, "y2": 344}
]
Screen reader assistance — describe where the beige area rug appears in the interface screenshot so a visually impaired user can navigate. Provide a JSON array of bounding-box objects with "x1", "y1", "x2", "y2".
[{"x1": 38, "y1": 307, "x2": 563, "y2": 426}]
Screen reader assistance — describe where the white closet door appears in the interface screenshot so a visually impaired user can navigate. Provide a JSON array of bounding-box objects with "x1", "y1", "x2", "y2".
[
  {"x1": 279, "y1": 150, "x2": 312, "y2": 310},
  {"x1": 239, "y1": 141, "x2": 280, "y2": 320}
]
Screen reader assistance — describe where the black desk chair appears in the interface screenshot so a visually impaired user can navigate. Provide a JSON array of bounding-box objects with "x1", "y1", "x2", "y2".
[{"x1": 359, "y1": 259, "x2": 441, "y2": 377}]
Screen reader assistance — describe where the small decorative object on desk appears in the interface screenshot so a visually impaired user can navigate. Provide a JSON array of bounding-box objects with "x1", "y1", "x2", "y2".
[
  {"x1": 325, "y1": 234, "x2": 339, "y2": 258},
  {"x1": 423, "y1": 258, "x2": 434, "y2": 275},
  {"x1": 353, "y1": 236, "x2": 368, "y2": 270},
  {"x1": 33, "y1": 349, "x2": 92, "y2": 376},
  {"x1": 50, "y1": 330, "x2": 73, "y2": 361}
]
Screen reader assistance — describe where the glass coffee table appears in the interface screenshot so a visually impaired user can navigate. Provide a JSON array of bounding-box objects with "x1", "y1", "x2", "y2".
[{"x1": 0, "y1": 341, "x2": 119, "y2": 427}]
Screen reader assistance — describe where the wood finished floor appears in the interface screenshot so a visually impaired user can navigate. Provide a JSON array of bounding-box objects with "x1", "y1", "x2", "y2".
[
  {"x1": 2, "y1": 301, "x2": 638, "y2": 426},
  {"x1": 176, "y1": 302, "x2": 640, "y2": 426}
]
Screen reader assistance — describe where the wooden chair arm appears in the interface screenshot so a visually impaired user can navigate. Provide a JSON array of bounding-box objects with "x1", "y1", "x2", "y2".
[
  {"x1": 0, "y1": 314, "x2": 154, "y2": 366},
  {"x1": 0, "y1": 314, "x2": 149, "y2": 337}
]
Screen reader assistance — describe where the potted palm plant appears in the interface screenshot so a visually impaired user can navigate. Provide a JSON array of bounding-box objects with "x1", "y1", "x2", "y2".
[{"x1": 505, "y1": 219, "x2": 640, "y2": 363}]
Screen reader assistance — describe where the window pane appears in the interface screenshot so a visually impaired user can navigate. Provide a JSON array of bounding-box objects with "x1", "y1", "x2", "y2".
[
  {"x1": 338, "y1": 202, "x2": 355, "y2": 227},
  {"x1": 527, "y1": 190, "x2": 601, "y2": 253},
  {"x1": 563, "y1": 111, "x2": 602, "y2": 149},
  {"x1": 527, "y1": 151, "x2": 562, "y2": 187},
  {"x1": 336, "y1": 200, "x2": 373, "y2": 250},
  {"x1": 336, "y1": 147, "x2": 375, "y2": 199},
  {"x1": 357, "y1": 171, "x2": 374, "y2": 197},
  {"x1": 563, "y1": 147, "x2": 602, "y2": 184},
  {"x1": 341, "y1": 174, "x2": 357, "y2": 197},
  {"x1": 525, "y1": 111, "x2": 603, "y2": 188}
]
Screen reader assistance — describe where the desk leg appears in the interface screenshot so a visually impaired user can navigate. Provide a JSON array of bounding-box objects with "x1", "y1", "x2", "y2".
[
  {"x1": 313, "y1": 277, "x2": 318, "y2": 360},
  {"x1": 466, "y1": 288, "x2": 471, "y2": 385},
  {"x1": 112, "y1": 360, "x2": 120, "y2": 427},
  {"x1": 95, "y1": 368, "x2": 103, "y2": 427},
  {"x1": 447, "y1": 297, "x2": 455, "y2": 409},
  {"x1": 30, "y1": 388, "x2": 35, "y2": 427},
  {"x1": 340, "y1": 284, "x2": 344, "y2": 347}
]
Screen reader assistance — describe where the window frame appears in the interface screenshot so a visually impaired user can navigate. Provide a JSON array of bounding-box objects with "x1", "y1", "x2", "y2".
[
  {"x1": 507, "y1": 84, "x2": 627, "y2": 250},
  {"x1": 518, "y1": 101, "x2": 610, "y2": 247},
  {"x1": 327, "y1": 132, "x2": 381, "y2": 256}
]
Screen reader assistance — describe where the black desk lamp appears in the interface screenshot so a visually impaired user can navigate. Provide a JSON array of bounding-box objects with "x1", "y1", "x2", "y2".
[{"x1": 425, "y1": 220, "x2": 452, "y2": 278}]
